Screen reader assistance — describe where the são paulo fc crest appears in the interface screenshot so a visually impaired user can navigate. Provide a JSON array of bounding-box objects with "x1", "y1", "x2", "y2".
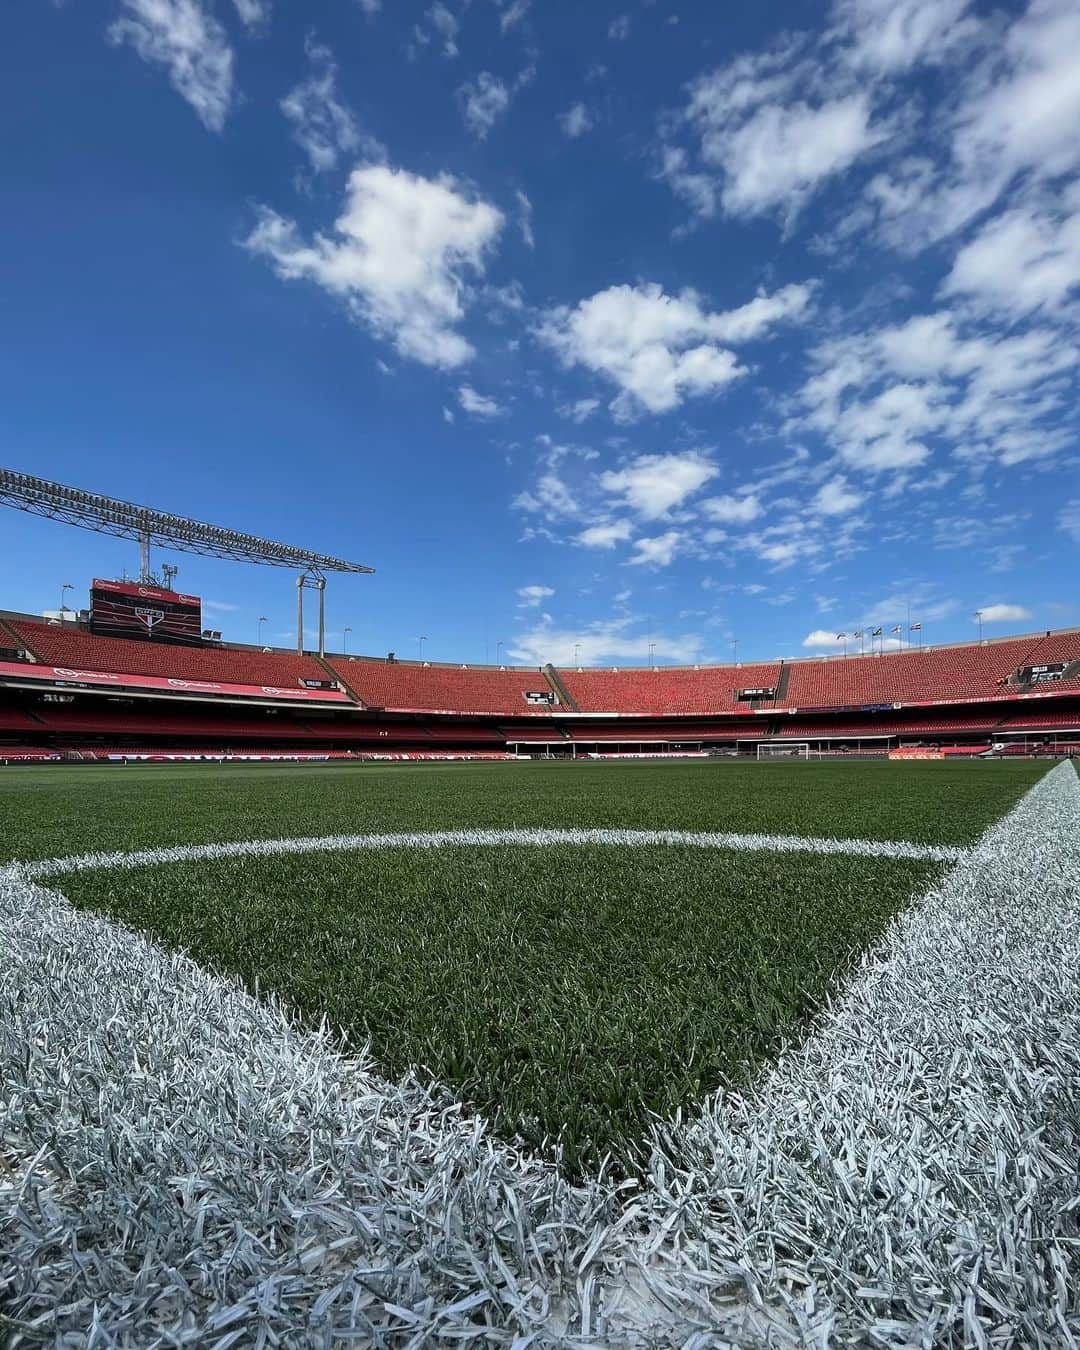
[{"x1": 134, "y1": 606, "x2": 166, "y2": 632}]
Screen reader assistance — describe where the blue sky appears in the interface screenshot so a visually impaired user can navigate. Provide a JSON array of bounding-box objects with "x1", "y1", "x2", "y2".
[{"x1": 3, "y1": 0, "x2": 1078, "y2": 665}]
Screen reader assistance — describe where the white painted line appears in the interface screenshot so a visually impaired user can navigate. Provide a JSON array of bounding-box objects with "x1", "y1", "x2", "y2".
[{"x1": 9, "y1": 826, "x2": 969, "y2": 878}]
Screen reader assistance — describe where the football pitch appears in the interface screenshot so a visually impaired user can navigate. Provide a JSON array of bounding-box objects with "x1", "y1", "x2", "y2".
[
  {"x1": 2, "y1": 757, "x2": 1078, "y2": 1345},
  {"x1": 0, "y1": 758, "x2": 1045, "y2": 1173}
]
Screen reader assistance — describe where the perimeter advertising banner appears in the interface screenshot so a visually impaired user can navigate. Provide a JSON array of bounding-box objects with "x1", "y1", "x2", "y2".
[{"x1": 90, "y1": 579, "x2": 202, "y2": 644}]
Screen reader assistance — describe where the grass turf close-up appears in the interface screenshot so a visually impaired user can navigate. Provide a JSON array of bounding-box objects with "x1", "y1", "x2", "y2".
[
  {"x1": 3, "y1": 757, "x2": 1077, "y2": 1344},
  {"x1": 1, "y1": 758, "x2": 1050, "y2": 1174},
  {"x1": 0, "y1": 756, "x2": 1049, "y2": 862},
  {"x1": 56, "y1": 843, "x2": 941, "y2": 1173}
]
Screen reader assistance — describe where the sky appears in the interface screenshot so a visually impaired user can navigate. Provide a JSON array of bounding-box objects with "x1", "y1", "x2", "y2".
[{"x1": 2, "y1": 0, "x2": 1078, "y2": 667}]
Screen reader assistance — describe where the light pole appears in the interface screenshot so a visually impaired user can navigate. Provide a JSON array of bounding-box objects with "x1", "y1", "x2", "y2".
[
  {"x1": 60, "y1": 583, "x2": 73, "y2": 618},
  {"x1": 974, "y1": 610, "x2": 984, "y2": 642},
  {"x1": 648, "y1": 641, "x2": 656, "y2": 668},
  {"x1": 496, "y1": 640, "x2": 503, "y2": 666},
  {"x1": 344, "y1": 626, "x2": 352, "y2": 654},
  {"x1": 257, "y1": 615, "x2": 267, "y2": 646},
  {"x1": 573, "y1": 642, "x2": 581, "y2": 666},
  {"x1": 418, "y1": 635, "x2": 427, "y2": 662},
  {"x1": 731, "y1": 637, "x2": 739, "y2": 666}
]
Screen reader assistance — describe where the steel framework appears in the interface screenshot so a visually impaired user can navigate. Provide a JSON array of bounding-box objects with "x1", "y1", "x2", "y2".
[{"x1": 0, "y1": 468, "x2": 374, "y2": 656}]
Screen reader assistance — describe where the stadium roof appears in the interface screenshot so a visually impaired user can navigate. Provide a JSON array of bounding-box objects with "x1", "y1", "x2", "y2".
[{"x1": 0, "y1": 468, "x2": 374, "y2": 573}]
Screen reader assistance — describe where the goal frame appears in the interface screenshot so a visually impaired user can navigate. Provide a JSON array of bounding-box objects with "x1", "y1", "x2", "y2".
[{"x1": 756, "y1": 741, "x2": 811, "y2": 760}]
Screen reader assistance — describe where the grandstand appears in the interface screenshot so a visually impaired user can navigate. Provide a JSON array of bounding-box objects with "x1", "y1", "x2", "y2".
[{"x1": 2, "y1": 606, "x2": 1079, "y2": 763}]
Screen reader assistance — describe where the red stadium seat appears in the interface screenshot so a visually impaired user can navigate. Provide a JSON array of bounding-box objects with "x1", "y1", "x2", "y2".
[
  {"x1": 327, "y1": 658, "x2": 556, "y2": 715},
  {"x1": 11, "y1": 621, "x2": 333, "y2": 689},
  {"x1": 557, "y1": 663, "x2": 782, "y2": 715}
]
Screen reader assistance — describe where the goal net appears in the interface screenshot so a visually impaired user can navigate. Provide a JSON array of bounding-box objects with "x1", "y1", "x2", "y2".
[{"x1": 756, "y1": 742, "x2": 811, "y2": 760}]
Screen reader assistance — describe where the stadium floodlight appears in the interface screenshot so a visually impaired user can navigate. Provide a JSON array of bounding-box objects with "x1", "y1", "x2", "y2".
[
  {"x1": 1, "y1": 467, "x2": 374, "y2": 658},
  {"x1": 0, "y1": 468, "x2": 375, "y2": 577}
]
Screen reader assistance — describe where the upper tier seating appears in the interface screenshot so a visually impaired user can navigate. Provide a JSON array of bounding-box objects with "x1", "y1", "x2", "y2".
[
  {"x1": 557, "y1": 663, "x2": 783, "y2": 715},
  {"x1": 328, "y1": 659, "x2": 555, "y2": 715},
  {"x1": 781, "y1": 636, "x2": 1054, "y2": 708},
  {"x1": 11, "y1": 621, "x2": 332, "y2": 689}
]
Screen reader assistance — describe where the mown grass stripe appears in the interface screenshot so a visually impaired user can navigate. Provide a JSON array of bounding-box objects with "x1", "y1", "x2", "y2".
[{"x1": 9, "y1": 826, "x2": 968, "y2": 879}]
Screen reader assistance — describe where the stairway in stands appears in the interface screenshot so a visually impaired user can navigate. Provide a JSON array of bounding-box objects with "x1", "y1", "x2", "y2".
[
  {"x1": 543, "y1": 664, "x2": 579, "y2": 710},
  {"x1": 317, "y1": 653, "x2": 363, "y2": 705},
  {"x1": 772, "y1": 661, "x2": 791, "y2": 706}
]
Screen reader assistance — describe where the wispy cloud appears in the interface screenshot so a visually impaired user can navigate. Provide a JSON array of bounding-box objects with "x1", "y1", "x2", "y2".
[{"x1": 108, "y1": 0, "x2": 234, "y2": 131}]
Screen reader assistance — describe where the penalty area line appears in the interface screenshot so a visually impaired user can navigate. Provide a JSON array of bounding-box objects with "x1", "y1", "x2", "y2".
[{"x1": 8, "y1": 827, "x2": 969, "y2": 879}]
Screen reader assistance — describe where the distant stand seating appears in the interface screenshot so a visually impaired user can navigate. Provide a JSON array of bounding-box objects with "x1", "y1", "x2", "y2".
[
  {"x1": 327, "y1": 658, "x2": 556, "y2": 715},
  {"x1": 780, "y1": 637, "x2": 1049, "y2": 708},
  {"x1": 557, "y1": 663, "x2": 783, "y2": 715},
  {"x1": 11, "y1": 621, "x2": 333, "y2": 688},
  {"x1": 3, "y1": 617, "x2": 1080, "y2": 752}
]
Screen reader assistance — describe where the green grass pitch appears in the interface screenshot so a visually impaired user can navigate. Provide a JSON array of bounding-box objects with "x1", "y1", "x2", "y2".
[{"x1": 0, "y1": 758, "x2": 1050, "y2": 1173}]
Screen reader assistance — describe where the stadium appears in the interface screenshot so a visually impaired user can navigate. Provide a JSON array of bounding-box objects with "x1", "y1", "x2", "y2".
[
  {"x1": 5, "y1": 0, "x2": 1080, "y2": 1341},
  {"x1": 2, "y1": 471, "x2": 1079, "y2": 1345},
  {"x1": 2, "y1": 472, "x2": 1078, "y2": 767}
]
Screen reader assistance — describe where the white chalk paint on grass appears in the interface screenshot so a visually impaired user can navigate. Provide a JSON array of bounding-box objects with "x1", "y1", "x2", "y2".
[{"x1": 10, "y1": 825, "x2": 968, "y2": 880}]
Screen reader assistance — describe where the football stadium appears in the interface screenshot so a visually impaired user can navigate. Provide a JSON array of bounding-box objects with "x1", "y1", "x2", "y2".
[
  {"x1": 2, "y1": 470, "x2": 1079, "y2": 1344},
  {"x1": 5, "y1": 0, "x2": 1080, "y2": 1344}
]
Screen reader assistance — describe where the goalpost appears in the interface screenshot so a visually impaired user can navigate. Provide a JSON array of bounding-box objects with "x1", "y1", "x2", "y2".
[{"x1": 756, "y1": 741, "x2": 811, "y2": 760}]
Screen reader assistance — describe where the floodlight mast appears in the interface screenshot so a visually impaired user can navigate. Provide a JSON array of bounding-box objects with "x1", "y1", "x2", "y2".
[{"x1": 0, "y1": 467, "x2": 374, "y2": 657}]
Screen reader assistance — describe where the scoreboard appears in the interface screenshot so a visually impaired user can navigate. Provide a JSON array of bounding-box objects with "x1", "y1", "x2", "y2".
[
  {"x1": 1018, "y1": 663, "x2": 1067, "y2": 684},
  {"x1": 90, "y1": 579, "x2": 202, "y2": 645}
]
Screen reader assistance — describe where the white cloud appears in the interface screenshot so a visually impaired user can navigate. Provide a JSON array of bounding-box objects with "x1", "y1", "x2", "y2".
[
  {"x1": 232, "y1": 0, "x2": 268, "y2": 28},
  {"x1": 357, "y1": 0, "x2": 381, "y2": 14},
  {"x1": 1060, "y1": 501, "x2": 1080, "y2": 544},
  {"x1": 577, "y1": 520, "x2": 633, "y2": 549},
  {"x1": 629, "y1": 530, "x2": 683, "y2": 567},
  {"x1": 812, "y1": 475, "x2": 865, "y2": 515},
  {"x1": 458, "y1": 72, "x2": 511, "y2": 138},
  {"x1": 663, "y1": 44, "x2": 887, "y2": 225},
  {"x1": 427, "y1": 2, "x2": 459, "y2": 57},
  {"x1": 943, "y1": 195, "x2": 1080, "y2": 318},
  {"x1": 509, "y1": 616, "x2": 701, "y2": 666},
  {"x1": 868, "y1": 0, "x2": 1080, "y2": 247},
  {"x1": 559, "y1": 397, "x2": 600, "y2": 423},
  {"x1": 512, "y1": 471, "x2": 579, "y2": 519},
  {"x1": 516, "y1": 584, "x2": 554, "y2": 607},
  {"x1": 499, "y1": 0, "x2": 530, "y2": 31},
  {"x1": 833, "y1": 0, "x2": 975, "y2": 72},
  {"x1": 281, "y1": 39, "x2": 369, "y2": 173},
  {"x1": 244, "y1": 164, "x2": 503, "y2": 369},
  {"x1": 514, "y1": 189, "x2": 535, "y2": 248},
  {"x1": 977, "y1": 603, "x2": 1033, "y2": 624},
  {"x1": 701, "y1": 492, "x2": 762, "y2": 524},
  {"x1": 608, "y1": 14, "x2": 630, "y2": 40},
  {"x1": 801, "y1": 310, "x2": 1079, "y2": 471},
  {"x1": 559, "y1": 102, "x2": 593, "y2": 138},
  {"x1": 802, "y1": 628, "x2": 846, "y2": 648},
  {"x1": 538, "y1": 281, "x2": 813, "y2": 418},
  {"x1": 600, "y1": 451, "x2": 716, "y2": 520},
  {"x1": 720, "y1": 96, "x2": 884, "y2": 223},
  {"x1": 108, "y1": 0, "x2": 234, "y2": 132},
  {"x1": 458, "y1": 385, "x2": 502, "y2": 418}
]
